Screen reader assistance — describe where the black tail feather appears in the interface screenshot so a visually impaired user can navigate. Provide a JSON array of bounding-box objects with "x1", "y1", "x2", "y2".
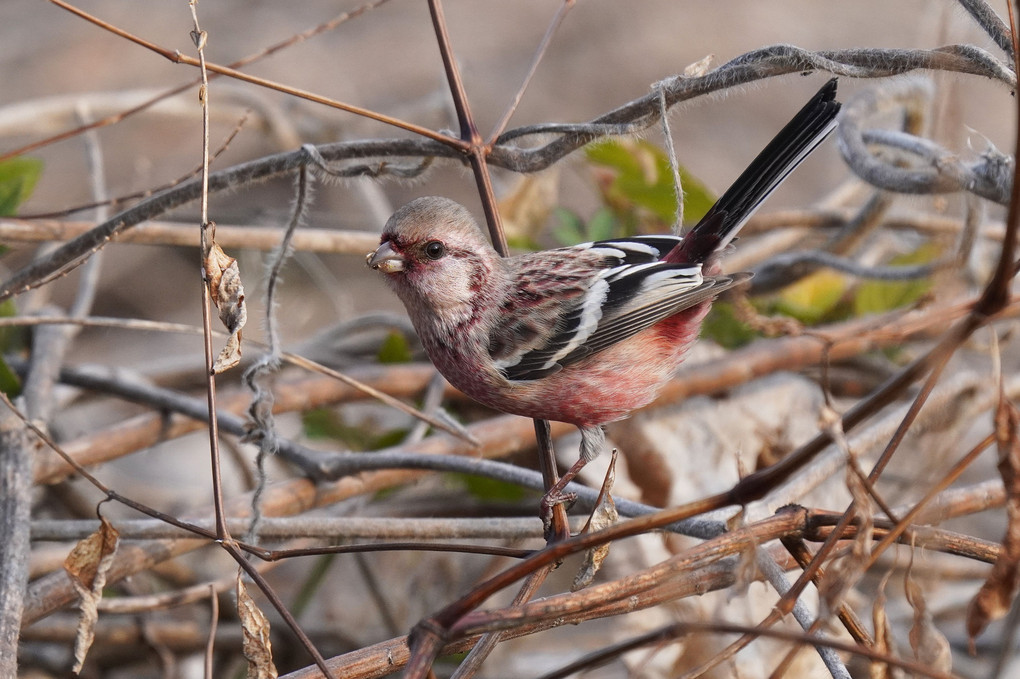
[{"x1": 668, "y1": 79, "x2": 841, "y2": 265}]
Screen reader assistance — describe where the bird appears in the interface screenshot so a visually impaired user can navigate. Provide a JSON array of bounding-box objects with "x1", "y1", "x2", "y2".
[{"x1": 367, "y1": 79, "x2": 840, "y2": 518}]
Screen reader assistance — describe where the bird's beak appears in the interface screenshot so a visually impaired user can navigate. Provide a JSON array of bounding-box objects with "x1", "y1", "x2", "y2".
[{"x1": 366, "y1": 241, "x2": 405, "y2": 273}]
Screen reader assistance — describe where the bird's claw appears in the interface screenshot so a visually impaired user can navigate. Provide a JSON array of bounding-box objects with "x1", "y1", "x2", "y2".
[{"x1": 540, "y1": 489, "x2": 578, "y2": 541}]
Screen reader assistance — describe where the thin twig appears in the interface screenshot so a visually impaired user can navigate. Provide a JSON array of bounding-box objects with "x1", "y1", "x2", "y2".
[
  {"x1": 30, "y1": 516, "x2": 579, "y2": 542},
  {"x1": 47, "y1": 0, "x2": 454, "y2": 146},
  {"x1": 1, "y1": 0, "x2": 393, "y2": 164},
  {"x1": 486, "y1": 0, "x2": 576, "y2": 143},
  {"x1": 187, "y1": 1, "x2": 229, "y2": 543},
  {"x1": 242, "y1": 163, "x2": 311, "y2": 545},
  {"x1": 204, "y1": 584, "x2": 217, "y2": 679}
]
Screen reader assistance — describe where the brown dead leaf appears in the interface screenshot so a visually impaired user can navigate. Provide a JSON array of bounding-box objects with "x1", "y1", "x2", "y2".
[
  {"x1": 205, "y1": 241, "x2": 247, "y2": 373},
  {"x1": 237, "y1": 572, "x2": 278, "y2": 679},
  {"x1": 64, "y1": 516, "x2": 120, "y2": 675},
  {"x1": 683, "y1": 54, "x2": 715, "y2": 77},
  {"x1": 818, "y1": 405, "x2": 874, "y2": 613},
  {"x1": 498, "y1": 172, "x2": 560, "y2": 244},
  {"x1": 572, "y1": 454, "x2": 618, "y2": 591},
  {"x1": 966, "y1": 393, "x2": 1020, "y2": 646},
  {"x1": 215, "y1": 331, "x2": 243, "y2": 374},
  {"x1": 905, "y1": 558, "x2": 952, "y2": 672},
  {"x1": 870, "y1": 572, "x2": 896, "y2": 679}
]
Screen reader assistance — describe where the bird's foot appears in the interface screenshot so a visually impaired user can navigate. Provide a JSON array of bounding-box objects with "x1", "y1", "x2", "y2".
[
  {"x1": 540, "y1": 488, "x2": 578, "y2": 541},
  {"x1": 539, "y1": 458, "x2": 587, "y2": 541}
]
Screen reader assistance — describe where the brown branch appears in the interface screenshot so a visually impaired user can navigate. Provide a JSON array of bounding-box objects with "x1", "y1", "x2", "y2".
[
  {"x1": 0, "y1": 411, "x2": 31, "y2": 677},
  {"x1": 0, "y1": 218, "x2": 379, "y2": 253},
  {"x1": 295, "y1": 507, "x2": 978, "y2": 679},
  {"x1": 20, "y1": 412, "x2": 577, "y2": 626}
]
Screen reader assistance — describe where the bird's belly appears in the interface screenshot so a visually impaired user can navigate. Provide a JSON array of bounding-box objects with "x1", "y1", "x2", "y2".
[{"x1": 432, "y1": 307, "x2": 708, "y2": 427}]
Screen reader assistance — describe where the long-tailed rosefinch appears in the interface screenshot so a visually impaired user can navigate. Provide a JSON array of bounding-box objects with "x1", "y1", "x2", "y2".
[{"x1": 368, "y1": 80, "x2": 840, "y2": 508}]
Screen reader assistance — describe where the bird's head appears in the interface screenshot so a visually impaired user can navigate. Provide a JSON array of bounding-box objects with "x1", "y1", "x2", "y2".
[{"x1": 367, "y1": 196, "x2": 500, "y2": 317}]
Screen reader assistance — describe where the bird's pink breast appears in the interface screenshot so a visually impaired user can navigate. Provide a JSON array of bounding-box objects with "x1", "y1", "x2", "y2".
[{"x1": 429, "y1": 302, "x2": 711, "y2": 427}]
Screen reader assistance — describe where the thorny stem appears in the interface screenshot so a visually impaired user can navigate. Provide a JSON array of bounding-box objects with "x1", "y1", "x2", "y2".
[
  {"x1": 534, "y1": 419, "x2": 571, "y2": 541},
  {"x1": 450, "y1": 569, "x2": 553, "y2": 679},
  {"x1": 404, "y1": 491, "x2": 732, "y2": 675},
  {"x1": 863, "y1": 431, "x2": 997, "y2": 572}
]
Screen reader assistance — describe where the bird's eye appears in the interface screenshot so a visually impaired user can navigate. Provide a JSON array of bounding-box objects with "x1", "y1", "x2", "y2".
[{"x1": 424, "y1": 240, "x2": 446, "y2": 260}]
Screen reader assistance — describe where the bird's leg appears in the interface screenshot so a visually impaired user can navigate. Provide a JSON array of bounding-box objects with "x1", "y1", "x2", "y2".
[
  {"x1": 534, "y1": 419, "x2": 571, "y2": 541},
  {"x1": 540, "y1": 458, "x2": 586, "y2": 541},
  {"x1": 539, "y1": 426, "x2": 605, "y2": 540}
]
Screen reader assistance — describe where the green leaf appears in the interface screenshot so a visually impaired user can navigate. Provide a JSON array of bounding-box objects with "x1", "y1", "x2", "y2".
[
  {"x1": 0, "y1": 157, "x2": 43, "y2": 216},
  {"x1": 677, "y1": 166, "x2": 716, "y2": 225},
  {"x1": 0, "y1": 300, "x2": 22, "y2": 396},
  {"x1": 289, "y1": 554, "x2": 336, "y2": 618},
  {"x1": 0, "y1": 357, "x2": 20, "y2": 397},
  {"x1": 302, "y1": 407, "x2": 404, "y2": 451},
  {"x1": 700, "y1": 301, "x2": 758, "y2": 349},
  {"x1": 506, "y1": 234, "x2": 542, "y2": 252},
  {"x1": 450, "y1": 472, "x2": 528, "y2": 502},
  {"x1": 773, "y1": 270, "x2": 848, "y2": 324},
  {"x1": 371, "y1": 428, "x2": 408, "y2": 450},
  {"x1": 551, "y1": 207, "x2": 624, "y2": 246},
  {"x1": 0, "y1": 299, "x2": 22, "y2": 352},
  {"x1": 853, "y1": 243, "x2": 938, "y2": 316},
  {"x1": 376, "y1": 331, "x2": 413, "y2": 364},
  {"x1": 585, "y1": 138, "x2": 714, "y2": 228},
  {"x1": 586, "y1": 207, "x2": 618, "y2": 242},
  {"x1": 551, "y1": 208, "x2": 588, "y2": 246}
]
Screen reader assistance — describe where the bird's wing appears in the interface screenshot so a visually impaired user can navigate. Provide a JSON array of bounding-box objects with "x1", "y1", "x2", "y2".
[{"x1": 489, "y1": 237, "x2": 742, "y2": 381}]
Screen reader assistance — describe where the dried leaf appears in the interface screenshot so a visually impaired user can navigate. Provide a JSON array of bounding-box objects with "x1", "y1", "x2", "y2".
[
  {"x1": 818, "y1": 406, "x2": 874, "y2": 613},
  {"x1": 683, "y1": 54, "x2": 714, "y2": 77},
  {"x1": 775, "y1": 269, "x2": 847, "y2": 325},
  {"x1": 64, "y1": 516, "x2": 120, "y2": 674},
  {"x1": 237, "y1": 572, "x2": 278, "y2": 679},
  {"x1": 905, "y1": 561, "x2": 952, "y2": 672},
  {"x1": 853, "y1": 243, "x2": 937, "y2": 316},
  {"x1": 215, "y1": 329, "x2": 243, "y2": 374},
  {"x1": 870, "y1": 572, "x2": 896, "y2": 679},
  {"x1": 966, "y1": 394, "x2": 1020, "y2": 645},
  {"x1": 572, "y1": 459, "x2": 618, "y2": 591},
  {"x1": 499, "y1": 172, "x2": 560, "y2": 246},
  {"x1": 731, "y1": 534, "x2": 759, "y2": 599},
  {"x1": 205, "y1": 241, "x2": 247, "y2": 373}
]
